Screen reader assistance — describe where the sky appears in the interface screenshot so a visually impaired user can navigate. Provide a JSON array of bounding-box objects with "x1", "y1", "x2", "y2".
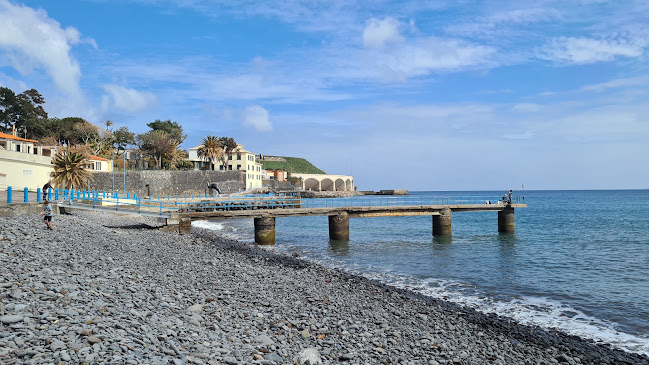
[{"x1": 1, "y1": 0, "x2": 648, "y2": 191}]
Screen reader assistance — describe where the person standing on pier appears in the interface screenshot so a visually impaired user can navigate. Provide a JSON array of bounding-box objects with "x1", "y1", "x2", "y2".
[
  {"x1": 508, "y1": 190, "x2": 513, "y2": 204},
  {"x1": 42, "y1": 180, "x2": 52, "y2": 201}
]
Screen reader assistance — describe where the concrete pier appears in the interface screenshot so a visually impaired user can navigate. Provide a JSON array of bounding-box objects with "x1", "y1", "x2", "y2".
[
  {"x1": 329, "y1": 212, "x2": 350, "y2": 241},
  {"x1": 432, "y1": 207, "x2": 452, "y2": 236},
  {"x1": 254, "y1": 217, "x2": 276, "y2": 245},
  {"x1": 498, "y1": 206, "x2": 515, "y2": 233}
]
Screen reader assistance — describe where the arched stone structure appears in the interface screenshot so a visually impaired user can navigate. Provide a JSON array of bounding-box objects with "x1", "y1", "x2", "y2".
[
  {"x1": 321, "y1": 178, "x2": 334, "y2": 191},
  {"x1": 292, "y1": 173, "x2": 354, "y2": 192},
  {"x1": 304, "y1": 178, "x2": 320, "y2": 191}
]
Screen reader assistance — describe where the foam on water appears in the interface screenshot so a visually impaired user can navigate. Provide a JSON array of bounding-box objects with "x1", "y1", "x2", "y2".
[{"x1": 300, "y1": 254, "x2": 649, "y2": 356}]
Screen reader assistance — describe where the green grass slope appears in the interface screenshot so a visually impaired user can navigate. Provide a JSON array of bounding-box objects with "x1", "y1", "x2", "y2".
[{"x1": 261, "y1": 157, "x2": 325, "y2": 174}]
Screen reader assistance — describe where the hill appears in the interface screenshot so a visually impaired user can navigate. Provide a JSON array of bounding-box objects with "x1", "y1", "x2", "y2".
[{"x1": 261, "y1": 156, "x2": 325, "y2": 174}]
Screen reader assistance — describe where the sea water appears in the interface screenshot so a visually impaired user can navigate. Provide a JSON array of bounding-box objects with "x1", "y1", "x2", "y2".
[{"x1": 192, "y1": 190, "x2": 649, "y2": 355}]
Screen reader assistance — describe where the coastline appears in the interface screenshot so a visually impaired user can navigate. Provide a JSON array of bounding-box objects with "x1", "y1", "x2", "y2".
[{"x1": 1, "y1": 211, "x2": 647, "y2": 364}]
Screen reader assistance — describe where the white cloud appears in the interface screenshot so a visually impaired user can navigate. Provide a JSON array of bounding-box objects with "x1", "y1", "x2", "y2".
[
  {"x1": 540, "y1": 36, "x2": 648, "y2": 64},
  {"x1": 512, "y1": 103, "x2": 541, "y2": 112},
  {"x1": 101, "y1": 84, "x2": 157, "y2": 113},
  {"x1": 580, "y1": 76, "x2": 649, "y2": 92},
  {"x1": 0, "y1": 0, "x2": 91, "y2": 98},
  {"x1": 241, "y1": 105, "x2": 272, "y2": 131},
  {"x1": 362, "y1": 17, "x2": 403, "y2": 49},
  {"x1": 364, "y1": 37, "x2": 495, "y2": 79}
]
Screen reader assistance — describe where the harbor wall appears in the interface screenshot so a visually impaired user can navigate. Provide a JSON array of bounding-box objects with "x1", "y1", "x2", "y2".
[{"x1": 87, "y1": 170, "x2": 246, "y2": 197}]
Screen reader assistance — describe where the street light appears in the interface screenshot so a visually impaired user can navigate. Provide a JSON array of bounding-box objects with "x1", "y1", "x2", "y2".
[
  {"x1": 118, "y1": 146, "x2": 126, "y2": 194},
  {"x1": 111, "y1": 151, "x2": 115, "y2": 193}
]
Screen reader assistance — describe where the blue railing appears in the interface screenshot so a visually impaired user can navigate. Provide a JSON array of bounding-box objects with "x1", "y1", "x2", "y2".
[
  {"x1": 300, "y1": 195, "x2": 523, "y2": 208},
  {"x1": 3, "y1": 186, "x2": 524, "y2": 216}
]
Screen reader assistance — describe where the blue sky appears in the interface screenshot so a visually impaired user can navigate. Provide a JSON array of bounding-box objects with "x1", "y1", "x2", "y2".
[{"x1": 1, "y1": 0, "x2": 648, "y2": 190}]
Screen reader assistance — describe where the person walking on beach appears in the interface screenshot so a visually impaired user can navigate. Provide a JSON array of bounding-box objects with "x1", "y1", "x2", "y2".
[
  {"x1": 42, "y1": 180, "x2": 52, "y2": 201},
  {"x1": 41, "y1": 200, "x2": 53, "y2": 230}
]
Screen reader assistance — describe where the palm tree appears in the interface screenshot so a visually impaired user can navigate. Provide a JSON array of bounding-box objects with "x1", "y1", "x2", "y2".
[
  {"x1": 197, "y1": 135, "x2": 222, "y2": 170},
  {"x1": 50, "y1": 151, "x2": 93, "y2": 190}
]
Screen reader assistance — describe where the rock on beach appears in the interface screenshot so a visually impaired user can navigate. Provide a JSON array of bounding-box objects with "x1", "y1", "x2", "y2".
[{"x1": 0, "y1": 210, "x2": 647, "y2": 364}]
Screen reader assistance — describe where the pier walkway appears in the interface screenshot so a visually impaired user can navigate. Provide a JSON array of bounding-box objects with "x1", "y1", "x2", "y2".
[{"x1": 2, "y1": 187, "x2": 526, "y2": 244}]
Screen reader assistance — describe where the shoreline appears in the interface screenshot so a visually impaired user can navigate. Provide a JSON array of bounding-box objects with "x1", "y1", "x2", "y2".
[{"x1": 1, "y1": 211, "x2": 647, "y2": 364}]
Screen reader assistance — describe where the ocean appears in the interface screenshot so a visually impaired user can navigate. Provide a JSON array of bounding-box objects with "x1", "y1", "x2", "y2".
[{"x1": 193, "y1": 190, "x2": 649, "y2": 355}]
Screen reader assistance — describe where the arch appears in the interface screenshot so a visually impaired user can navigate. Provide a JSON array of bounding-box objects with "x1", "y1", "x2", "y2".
[
  {"x1": 320, "y1": 178, "x2": 335, "y2": 191},
  {"x1": 345, "y1": 179, "x2": 352, "y2": 191},
  {"x1": 335, "y1": 178, "x2": 345, "y2": 191},
  {"x1": 304, "y1": 178, "x2": 320, "y2": 191}
]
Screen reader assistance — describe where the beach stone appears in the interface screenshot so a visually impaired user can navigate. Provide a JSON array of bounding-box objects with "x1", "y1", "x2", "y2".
[
  {"x1": 222, "y1": 356, "x2": 238, "y2": 364},
  {"x1": 0, "y1": 315, "x2": 23, "y2": 324},
  {"x1": 296, "y1": 348, "x2": 322, "y2": 364},
  {"x1": 187, "y1": 304, "x2": 203, "y2": 313},
  {"x1": 264, "y1": 353, "x2": 283, "y2": 363},
  {"x1": 87, "y1": 335, "x2": 101, "y2": 344},
  {"x1": 253, "y1": 334, "x2": 274, "y2": 347}
]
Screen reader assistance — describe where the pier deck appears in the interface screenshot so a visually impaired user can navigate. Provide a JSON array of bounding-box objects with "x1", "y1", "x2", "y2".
[{"x1": 179, "y1": 203, "x2": 527, "y2": 219}]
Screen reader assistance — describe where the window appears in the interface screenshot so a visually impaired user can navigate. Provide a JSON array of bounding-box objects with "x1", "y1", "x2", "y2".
[
  {"x1": 22, "y1": 169, "x2": 32, "y2": 176},
  {"x1": 228, "y1": 165, "x2": 232, "y2": 170},
  {"x1": 15, "y1": 145, "x2": 21, "y2": 152},
  {"x1": 96, "y1": 162, "x2": 102, "y2": 170},
  {"x1": 229, "y1": 155, "x2": 233, "y2": 160},
  {"x1": 220, "y1": 165, "x2": 224, "y2": 171},
  {"x1": 237, "y1": 164, "x2": 241, "y2": 170},
  {"x1": 237, "y1": 154, "x2": 241, "y2": 160}
]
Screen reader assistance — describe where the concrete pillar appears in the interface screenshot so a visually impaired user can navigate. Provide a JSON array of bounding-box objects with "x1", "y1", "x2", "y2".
[
  {"x1": 329, "y1": 212, "x2": 349, "y2": 240},
  {"x1": 433, "y1": 208, "x2": 452, "y2": 236},
  {"x1": 254, "y1": 217, "x2": 276, "y2": 245},
  {"x1": 498, "y1": 206, "x2": 515, "y2": 233},
  {"x1": 179, "y1": 217, "x2": 192, "y2": 234}
]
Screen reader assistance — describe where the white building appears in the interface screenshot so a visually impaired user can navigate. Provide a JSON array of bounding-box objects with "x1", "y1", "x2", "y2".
[
  {"x1": 187, "y1": 144, "x2": 264, "y2": 190},
  {"x1": 0, "y1": 131, "x2": 54, "y2": 190}
]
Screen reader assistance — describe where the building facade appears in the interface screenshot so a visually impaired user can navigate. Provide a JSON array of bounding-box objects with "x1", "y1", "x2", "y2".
[
  {"x1": 0, "y1": 132, "x2": 54, "y2": 190},
  {"x1": 290, "y1": 173, "x2": 354, "y2": 192},
  {"x1": 187, "y1": 144, "x2": 263, "y2": 190}
]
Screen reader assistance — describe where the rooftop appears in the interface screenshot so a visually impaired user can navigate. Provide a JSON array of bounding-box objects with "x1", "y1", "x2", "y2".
[{"x1": 0, "y1": 131, "x2": 38, "y2": 143}]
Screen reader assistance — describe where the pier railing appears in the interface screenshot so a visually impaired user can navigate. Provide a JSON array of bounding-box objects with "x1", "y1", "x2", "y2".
[
  {"x1": 2, "y1": 186, "x2": 524, "y2": 217},
  {"x1": 301, "y1": 195, "x2": 525, "y2": 208}
]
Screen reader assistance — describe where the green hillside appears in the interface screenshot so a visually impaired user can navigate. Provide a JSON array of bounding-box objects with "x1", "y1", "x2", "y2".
[{"x1": 261, "y1": 157, "x2": 325, "y2": 174}]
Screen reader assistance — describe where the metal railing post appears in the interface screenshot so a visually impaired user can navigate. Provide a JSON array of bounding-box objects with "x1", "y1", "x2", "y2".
[
  {"x1": 48, "y1": 188, "x2": 52, "y2": 201},
  {"x1": 37, "y1": 188, "x2": 42, "y2": 203},
  {"x1": 24, "y1": 187, "x2": 28, "y2": 203},
  {"x1": 7, "y1": 187, "x2": 12, "y2": 204}
]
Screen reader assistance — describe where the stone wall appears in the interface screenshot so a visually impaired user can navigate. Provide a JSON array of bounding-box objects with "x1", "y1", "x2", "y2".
[{"x1": 88, "y1": 170, "x2": 246, "y2": 197}]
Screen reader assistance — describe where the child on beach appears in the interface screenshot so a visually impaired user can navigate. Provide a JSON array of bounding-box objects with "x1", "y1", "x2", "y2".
[{"x1": 41, "y1": 200, "x2": 53, "y2": 230}]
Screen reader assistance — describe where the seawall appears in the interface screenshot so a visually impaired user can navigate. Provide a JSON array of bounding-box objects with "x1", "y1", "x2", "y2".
[{"x1": 87, "y1": 170, "x2": 246, "y2": 197}]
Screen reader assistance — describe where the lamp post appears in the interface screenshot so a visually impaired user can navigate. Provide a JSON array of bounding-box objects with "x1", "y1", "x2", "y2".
[
  {"x1": 120, "y1": 147, "x2": 126, "y2": 194},
  {"x1": 111, "y1": 151, "x2": 115, "y2": 193}
]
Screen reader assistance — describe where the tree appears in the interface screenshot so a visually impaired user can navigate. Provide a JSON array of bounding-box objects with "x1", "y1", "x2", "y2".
[
  {"x1": 112, "y1": 126, "x2": 135, "y2": 151},
  {"x1": 147, "y1": 119, "x2": 186, "y2": 144},
  {"x1": 101, "y1": 120, "x2": 114, "y2": 131},
  {"x1": 16, "y1": 89, "x2": 47, "y2": 138},
  {"x1": 196, "y1": 135, "x2": 222, "y2": 170},
  {"x1": 137, "y1": 129, "x2": 176, "y2": 169},
  {"x1": 74, "y1": 122, "x2": 100, "y2": 146},
  {"x1": 0, "y1": 87, "x2": 18, "y2": 132},
  {"x1": 50, "y1": 150, "x2": 93, "y2": 190},
  {"x1": 214, "y1": 137, "x2": 238, "y2": 171}
]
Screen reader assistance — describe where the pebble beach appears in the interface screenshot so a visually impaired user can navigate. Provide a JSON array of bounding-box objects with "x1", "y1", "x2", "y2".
[{"x1": 1, "y1": 211, "x2": 647, "y2": 364}]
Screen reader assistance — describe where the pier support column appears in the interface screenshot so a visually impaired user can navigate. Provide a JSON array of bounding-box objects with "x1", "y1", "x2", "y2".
[
  {"x1": 179, "y1": 217, "x2": 192, "y2": 234},
  {"x1": 254, "y1": 217, "x2": 276, "y2": 245},
  {"x1": 329, "y1": 212, "x2": 349, "y2": 241},
  {"x1": 498, "y1": 206, "x2": 515, "y2": 233},
  {"x1": 433, "y1": 208, "x2": 452, "y2": 236}
]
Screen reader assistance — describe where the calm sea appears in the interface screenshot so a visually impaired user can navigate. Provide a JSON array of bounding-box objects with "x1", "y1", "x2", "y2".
[{"x1": 193, "y1": 190, "x2": 649, "y2": 355}]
